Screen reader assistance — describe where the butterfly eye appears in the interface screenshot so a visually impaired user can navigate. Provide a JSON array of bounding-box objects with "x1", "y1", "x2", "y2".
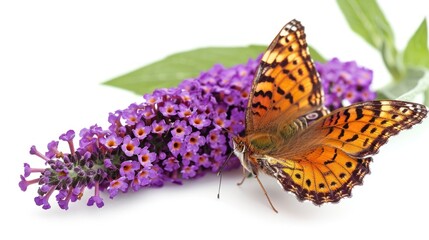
[{"x1": 233, "y1": 140, "x2": 246, "y2": 153}]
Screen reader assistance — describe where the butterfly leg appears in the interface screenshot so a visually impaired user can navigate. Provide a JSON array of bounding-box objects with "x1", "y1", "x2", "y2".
[
  {"x1": 237, "y1": 167, "x2": 247, "y2": 186},
  {"x1": 255, "y1": 174, "x2": 278, "y2": 213}
]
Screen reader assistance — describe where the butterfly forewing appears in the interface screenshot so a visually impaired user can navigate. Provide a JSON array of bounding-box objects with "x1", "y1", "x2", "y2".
[
  {"x1": 306, "y1": 100, "x2": 428, "y2": 157},
  {"x1": 246, "y1": 19, "x2": 324, "y2": 133}
]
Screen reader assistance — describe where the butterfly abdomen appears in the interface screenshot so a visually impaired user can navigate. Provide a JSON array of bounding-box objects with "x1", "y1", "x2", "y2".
[{"x1": 278, "y1": 117, "x2": 308, "y2": 140}]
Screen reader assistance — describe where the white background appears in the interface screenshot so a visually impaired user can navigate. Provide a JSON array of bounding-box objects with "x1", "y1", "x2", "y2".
[{"x1": 1, "y1": 1, "x2": 428, "y2": 239}]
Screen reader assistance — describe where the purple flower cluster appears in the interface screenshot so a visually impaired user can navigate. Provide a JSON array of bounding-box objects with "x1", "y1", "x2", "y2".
[
  {"x1": 316, "y1": 58, "x2": 376, "y2": 111},
  {"x1": 19, "y1": 56, "x2": 376, "y2": 210},
  {"x1": 19, "y1": 58, "x2": 259, "y2": 210}
]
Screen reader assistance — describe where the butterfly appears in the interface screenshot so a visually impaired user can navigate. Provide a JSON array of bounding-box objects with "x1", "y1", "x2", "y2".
[{"x1": 232, "y1": 19, "x2": 427, "y2": 212}]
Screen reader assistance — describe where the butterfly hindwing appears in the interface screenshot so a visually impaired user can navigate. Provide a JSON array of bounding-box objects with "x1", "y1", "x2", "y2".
[
  {"x1": 262, "y1": 100, "x2": 426, "y2": 204},
  {"x1": 247, "y1": 20, "x2": 323, "y2": 133},
  {"x1": 262, "y1": 148, "x2": 372, "y2": 204}
]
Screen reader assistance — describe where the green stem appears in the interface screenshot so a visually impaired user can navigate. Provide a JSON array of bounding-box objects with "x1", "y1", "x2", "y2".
[
  {"x1": 425, "y1": 89, "x2": 429, "y2": 106},
  {"x1": 381, "y1": 40, "x2": 405, "y2": 82}
]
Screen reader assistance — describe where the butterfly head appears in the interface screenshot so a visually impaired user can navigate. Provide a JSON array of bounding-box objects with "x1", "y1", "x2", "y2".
[{"x1": 232, "y1": 136, "x2": 257, "y2": 174}]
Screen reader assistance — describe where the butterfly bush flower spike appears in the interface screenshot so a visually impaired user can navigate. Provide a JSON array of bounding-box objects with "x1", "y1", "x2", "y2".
[{"x1": 19, "y1": 57, "x2": 265, "y2": 210}]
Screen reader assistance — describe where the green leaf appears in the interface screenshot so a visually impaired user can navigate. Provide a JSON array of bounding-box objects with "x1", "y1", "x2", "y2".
[
  {"x1": 336, "y1": 0, "x2": 394, "y2": 49},
  {"x1": 377, "y1": 68, "x2": 429, "y2": 103},
  {"x1": 103, "y1": 44, "x2": 326, "y2": 95},
  {"x1": 308, "y1": 45, "x2": 327, "y2": 63},
  {"x1": 403, "y1": 18, "x2": 429, "y2": 68},
  {"x1": 103, "y1": 45, "x2": 266, "y2": 95},
  {"x1": 336, "y1": 0, "x2": 404, "y2": 80}
]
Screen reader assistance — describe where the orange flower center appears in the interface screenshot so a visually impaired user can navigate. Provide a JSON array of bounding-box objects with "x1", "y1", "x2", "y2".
[
  {"x1": 137, "y1": 129, "x2": 145, "y2": 135},
  {"x1": 141, "y1": 155, "x2": 149, "y2": 162},
  {"x1": 126, "y1": 144, "x2": 134, "y2": 151},
  {"x1": 184, "y1": 111, "x2": 192, "y2": 117},
  {"x1": 107, "y1": 139, "x2": 115, "y2": 147}
]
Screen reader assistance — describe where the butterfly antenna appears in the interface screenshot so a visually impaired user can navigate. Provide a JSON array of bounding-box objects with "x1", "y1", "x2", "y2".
[
  {"x1": 217, "y1": 149, "x2": 235, "y2": 199},
  {"x1": 217, "y1": 171, "x2": 223, "y2": 199},
  {"x1": 217, "y1": 125, "x2": 235, "y2": 138}
]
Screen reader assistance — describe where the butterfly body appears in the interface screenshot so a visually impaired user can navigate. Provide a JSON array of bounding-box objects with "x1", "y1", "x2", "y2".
[{"x1": 234, "y1": 19, "x2": 427, "y2": 207}]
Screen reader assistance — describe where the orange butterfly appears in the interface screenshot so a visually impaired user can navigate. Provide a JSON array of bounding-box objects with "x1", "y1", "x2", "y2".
[{"x1": 232, "y1": 19, "x2": 427, "y2": 212}]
